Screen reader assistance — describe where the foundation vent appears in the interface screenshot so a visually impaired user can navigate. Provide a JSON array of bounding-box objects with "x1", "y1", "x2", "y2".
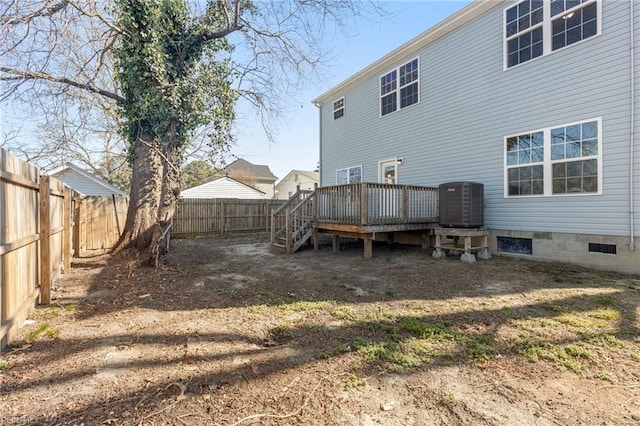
[
  {"x1": 497, "y1": 236, "x2": 532, "y2": 255},
  {"x1": 588, "y1": 243, "x2": 617, "y2": 255}
]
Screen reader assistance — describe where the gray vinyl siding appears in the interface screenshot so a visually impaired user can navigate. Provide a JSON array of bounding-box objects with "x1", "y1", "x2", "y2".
[{"x1": 320, "y1": 1, "x2": 639, "y2": 237}]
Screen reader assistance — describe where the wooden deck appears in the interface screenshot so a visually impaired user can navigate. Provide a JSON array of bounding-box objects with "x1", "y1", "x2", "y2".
[{"x1": 271, "y1": 183, "x2": 439, "y2": 257}]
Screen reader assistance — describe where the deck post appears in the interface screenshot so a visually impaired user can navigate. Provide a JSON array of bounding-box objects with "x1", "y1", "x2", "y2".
[
  {"x1": 285, "y1": 207, "x2": 291, "y2": 254},
  {"x1": 402, "y1": 186, "x2": 408, "y2": 223},
  {"x1": 332, "y1": 235, "x2": 339, "y2": 252},
  {"x1": 312, "y1": 183, "x2": 318, "y2": 250},
  {"x1": 363, "y1": 237, "x2": 373, "y2": 258},
  {"x1": 360, "y1": 183, "x2": 368, "y2": 225}
]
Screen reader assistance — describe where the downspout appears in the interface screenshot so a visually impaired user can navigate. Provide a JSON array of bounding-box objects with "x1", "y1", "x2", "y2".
[{"x1": 630, "y1": 0, "x2": 636, "y2": 251}]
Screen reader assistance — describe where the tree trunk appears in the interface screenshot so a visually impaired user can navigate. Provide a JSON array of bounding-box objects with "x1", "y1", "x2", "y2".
[
  {"x1": 153, "y1": 145, "x2": 181, "y2": 257},
  {"x1": 117, "y1": 135, "x2": 164, "y2": 253}
]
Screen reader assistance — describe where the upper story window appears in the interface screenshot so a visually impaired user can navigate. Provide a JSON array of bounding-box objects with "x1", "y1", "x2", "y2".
[
  {"x1": 505, "y1": 0, "x2": 600, "y2": 69},
  {"x1": 333, "y1": 97, "x2": 345, "y2": 120},
  {"x1": 505, "y1": 118, "x2": 601, "y2": 197},
  {"x1": 336, "y1": 165, "x2": 362, "y2": 184},
  {"x1": 380, "y1": 58, "x2": 419, "y2": 116}
]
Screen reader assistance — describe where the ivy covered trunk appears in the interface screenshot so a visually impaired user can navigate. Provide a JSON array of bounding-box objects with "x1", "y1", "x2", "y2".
[{"x1": 118, "y1": 136, "x2": 164, "y2": 252}]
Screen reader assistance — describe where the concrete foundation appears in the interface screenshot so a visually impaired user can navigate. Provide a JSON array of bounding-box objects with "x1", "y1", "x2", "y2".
[{"x1": 489, "y1": 229, "x2": 640, "y2": 274}]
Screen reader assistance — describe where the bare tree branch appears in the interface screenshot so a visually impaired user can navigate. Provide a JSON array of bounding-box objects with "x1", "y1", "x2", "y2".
[
  {"x1": 0, "y1": 0, "x2": 68, "y2": 25},
  {"x1": 0, "y1": 67, "x2": 123, "y2": 102}
]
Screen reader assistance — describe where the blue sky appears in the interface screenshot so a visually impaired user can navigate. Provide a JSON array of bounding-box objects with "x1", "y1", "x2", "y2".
[{"x1": 232, "y1": 1, "x2": 472, "y2": 181}]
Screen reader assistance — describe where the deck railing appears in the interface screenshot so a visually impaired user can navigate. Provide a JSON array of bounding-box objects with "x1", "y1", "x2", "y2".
[{"x1": 315, "y1": 183, "x2": 439, "y2": 225}]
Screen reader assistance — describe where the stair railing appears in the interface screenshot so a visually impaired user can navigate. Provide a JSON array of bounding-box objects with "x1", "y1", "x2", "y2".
[{"x1": 271, "y1": 186, "x2": 314, "y2": 250}]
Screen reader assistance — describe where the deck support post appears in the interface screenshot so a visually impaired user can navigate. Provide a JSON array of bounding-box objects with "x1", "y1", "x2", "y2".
[
  {"x1": 432, "y1": 234, "x2": 445, "y2": 258},
  {"x1": 363, "y1": 237, "x2": 373, "y2": 258},
  {"x1": 332, "y1": 235, "x2": 339, "y2": 252},
  {"x1": 421, "y1": 233, "x2": 429, "y2": 250}
]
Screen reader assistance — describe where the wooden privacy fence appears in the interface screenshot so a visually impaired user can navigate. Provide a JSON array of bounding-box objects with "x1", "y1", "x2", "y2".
[
  {"x1": 0, "y1": 148, "x2": 129, "y2": 349},
  {"x1": 74, "y1": 195, "x2": 128, "y2": 253},
  {"x1": 172, "y1": 198, "x2": 285, "y2": 237},
  {"x1": 0, "y1": 149, "x2": 71, "y2": 349}
]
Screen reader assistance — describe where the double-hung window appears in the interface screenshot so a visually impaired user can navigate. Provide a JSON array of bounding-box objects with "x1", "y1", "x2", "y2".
[
  {"x1": 336, "y1": 165, "x2": 362, "y2": 185},
  {"x1": 380, "y1": 58, "x2": 419, "y2": 116},
  {"x1": 333, "y1": 97, "x2": 345, "y2": 120},
  {"x1": 505, "y1": 118, "x2": 601, "y2": 197},
  {"x1": 505, "y1": 0, "x2": 600, "y2": 69}
]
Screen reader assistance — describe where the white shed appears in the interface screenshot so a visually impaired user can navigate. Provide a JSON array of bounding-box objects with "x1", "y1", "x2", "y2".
[
  {"x1": 181, "y1": 176, "x2": 265, "y2": 199},
  {"x1": 48, "y1": 162, "x2": 127, "y2": 197}
]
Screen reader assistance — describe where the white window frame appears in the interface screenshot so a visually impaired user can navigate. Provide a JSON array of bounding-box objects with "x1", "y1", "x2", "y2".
[
  {"x1": 336, "y1": 165, "x2": 363, "y2": 185},
  {"x1": 503, "y1": 117, "x2": 603, "y2": 198},
  {"x1": 333, "y1": 97, "x2": 345, "y2": 120},
  {"x1": 379, "y1": 57, "x2": 420, "y2": 117},
  {"x1": 503, "y1": 0, "x2": 602, "y2": 71}
]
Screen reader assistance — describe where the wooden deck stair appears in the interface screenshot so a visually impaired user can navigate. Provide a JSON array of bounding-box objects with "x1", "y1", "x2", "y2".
[{"x1": 270, "y1": 188, "x2": 315, "y2": 253}]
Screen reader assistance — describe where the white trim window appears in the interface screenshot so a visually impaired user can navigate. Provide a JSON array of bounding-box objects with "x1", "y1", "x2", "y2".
[
  {"x1": 505, "y1": 0, "x2": 600, "y2": 69},
  {"x1": 380, "y1": 57, "x2": 419, "y2": 116},
  {"x1": 336, "y1": 165, "x2": 362, "y2": 185},
  {"x1": 505, "y1": 118, "x2": 602, "y2": 197},
  {"x1": 333, "y1": 97, "x2": 345, "y2": 120}
]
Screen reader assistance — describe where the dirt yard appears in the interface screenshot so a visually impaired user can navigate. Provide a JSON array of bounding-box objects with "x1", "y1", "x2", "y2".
[{"x1": 1, "y1": 234, "x2": 639, "y2": 425}]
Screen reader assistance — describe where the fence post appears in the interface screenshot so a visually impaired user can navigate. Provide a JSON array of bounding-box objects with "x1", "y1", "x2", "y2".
[
  {"x1": 62, "y1": 187, "x2": 71, "y2": 273},
  {"x1": 39, "y1": 175, "x2": 51, "y2": 305},
  {"x1": 220, "y1": 200, "x2": 225, "y2": 237},
  {"x1": 73, "y1": 196, "x2": 84, "y2": 257}
]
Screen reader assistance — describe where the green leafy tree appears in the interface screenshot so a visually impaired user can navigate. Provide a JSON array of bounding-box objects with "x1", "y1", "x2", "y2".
[{"x1": 181, "y1": 160, "x2": 216, "y2": 189}]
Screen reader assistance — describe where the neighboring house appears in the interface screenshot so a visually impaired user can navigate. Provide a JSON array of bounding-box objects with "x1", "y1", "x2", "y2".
[
  {"x1": 181, "y1": 176, "x2": 266, "y2": 199},
  {"x1": 312, "y1": 0, "x2": 640, "y2": 273},
  {"x1": 214, "y1": 158, "x2": 277, "y2": 198},
  {"x1": 274, "y1": 170, "x2": 319, "y2": 199},
  {"x1": 48, "y1": 162, "x2": 127, "y2": 197}
]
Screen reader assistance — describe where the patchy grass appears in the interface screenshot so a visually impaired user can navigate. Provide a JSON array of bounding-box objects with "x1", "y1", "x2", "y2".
[
  {"x1": 24, "y1": 323, "x2": 60, "y2": 343},
  {"x1": 345, "y1": 374, "x2": 367, "y2": 390}
]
